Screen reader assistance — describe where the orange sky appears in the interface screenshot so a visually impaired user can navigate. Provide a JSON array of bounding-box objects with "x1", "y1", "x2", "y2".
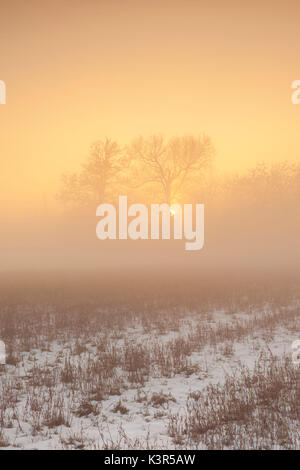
[{"x1": 0, "y1": 0, "x2": 300, "y2": 214}]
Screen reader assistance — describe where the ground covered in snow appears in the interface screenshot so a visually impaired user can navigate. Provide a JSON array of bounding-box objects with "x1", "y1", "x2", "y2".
[{"x1": 0, "y1": 291, "x2": 299, "y2": 450}]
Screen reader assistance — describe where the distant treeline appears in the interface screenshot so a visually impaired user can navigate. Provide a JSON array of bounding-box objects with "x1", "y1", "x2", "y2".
[{"x1": 58, "y1": 135, "x2": 300, "y2": 214}]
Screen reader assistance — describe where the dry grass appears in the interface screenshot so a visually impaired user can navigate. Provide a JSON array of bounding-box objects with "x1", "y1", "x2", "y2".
[
  {"x1": 168, "y1": 354, "x2": 299, "y2": 449},
  {"x1": 0, "y1": 275, "x2": 299, "y2": 449}
]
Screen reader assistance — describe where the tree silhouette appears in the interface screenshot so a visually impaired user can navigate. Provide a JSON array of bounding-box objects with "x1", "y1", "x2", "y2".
[
  {"x1": 59, "y1": 134, "x2": 214, "y2": 209},
  {"x1": 128, "y1": 134, "x2": 214, "y2": 204},
  {"x1": 59, "y1": 138, "x2": 125, "y2": 208}
]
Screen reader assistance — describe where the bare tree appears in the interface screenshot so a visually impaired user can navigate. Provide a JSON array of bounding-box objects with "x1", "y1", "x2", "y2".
[
  {"x1": 223, "y1": 161, "x2": 298, "y2": 209},
  {"x1": 128, "y1": 134, "x2": 214, "y2": 204},
  {"x1": 58, "y1": 134, "x2": 214, "y2": 209},
  {"x1": 59, "y1": 138, "x2": 125, "y2": 208}
]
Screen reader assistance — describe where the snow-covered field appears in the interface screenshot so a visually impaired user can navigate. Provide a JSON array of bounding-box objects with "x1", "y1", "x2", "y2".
[{"x1": 0, "y1": 295, "x2": 299, "y2": 450}]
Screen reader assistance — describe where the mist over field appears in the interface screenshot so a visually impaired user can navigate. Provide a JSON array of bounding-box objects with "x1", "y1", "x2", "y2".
[
  {"x1": 2, "y1": 158, "x2": 300, "y2": 274},
  {"x1": 0, "y1": 0, "x2": 299, "y2": 452}
]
